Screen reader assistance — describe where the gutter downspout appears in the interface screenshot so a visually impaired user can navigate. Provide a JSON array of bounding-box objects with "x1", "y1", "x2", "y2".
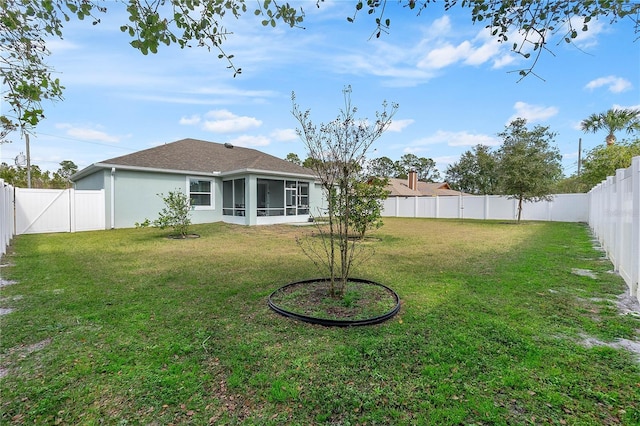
[{"x1": 110, "y1": 167, "x2": 115, "y2": 229}]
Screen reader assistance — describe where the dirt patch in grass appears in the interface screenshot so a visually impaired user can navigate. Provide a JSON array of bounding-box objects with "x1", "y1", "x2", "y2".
[
  {"x1": 0, "y1": 338, "x2": 52, "y2": 379},
  {"x1": 269, "y1": 279, "x2": 398, "y2": 321}
]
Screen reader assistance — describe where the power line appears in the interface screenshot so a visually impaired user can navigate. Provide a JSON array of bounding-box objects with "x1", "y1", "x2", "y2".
[{"x1": 35, "y1": 132, "x2": 136, "y2": 152}]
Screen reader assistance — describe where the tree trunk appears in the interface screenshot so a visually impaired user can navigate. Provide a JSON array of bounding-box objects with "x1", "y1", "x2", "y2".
[{"x1": 517, "y1": 196, "x2": 523, "y2": 223}]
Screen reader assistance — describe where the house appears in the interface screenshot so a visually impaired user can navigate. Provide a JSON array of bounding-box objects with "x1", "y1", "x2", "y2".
[
  {"x1": 385, "y1": 170, "x2": 464, "y2": 197},
  {"x1": 71, "y1": 138, "x2": 323, "y2": 228}
]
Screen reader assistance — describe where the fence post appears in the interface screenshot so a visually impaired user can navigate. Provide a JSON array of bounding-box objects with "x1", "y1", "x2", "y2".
[
  {"x1": 631, "y1": 157, "x2": 640, "y2": 299},
  {"x1": 69, "y1": 189, "x2": 76, "y2": 233},
  {"x1": 604, "y1": 176, "x2": 615, "y2": 255},
  {"x1": 613, "y1": 168, "x2": 626, "y2": 272},
  {"x1": 0, "y1": 179, "x2": 15, "y2": 257},
  {"x1": 484, "y1": 195, "x2": 489, "y2": 220}
]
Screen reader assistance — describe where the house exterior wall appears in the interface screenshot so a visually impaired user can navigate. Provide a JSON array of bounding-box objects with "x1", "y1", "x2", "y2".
[
  {"x1": 311, "y1": 182, "x2": 327, "y2": 216},
  {"x1": 112, "y1": 170, "x2": 221, "y2": 228},
  {"x1": 74, "y1": 168, "x2": 323, "y2": 228},
  {"x1": 74, "y1": 170, "x2": 106, "y2": 191}
]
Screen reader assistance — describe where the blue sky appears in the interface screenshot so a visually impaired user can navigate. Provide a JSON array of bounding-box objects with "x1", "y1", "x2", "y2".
[{"x1": 1, "y1": 1, "x2": 638, "y2": 177}]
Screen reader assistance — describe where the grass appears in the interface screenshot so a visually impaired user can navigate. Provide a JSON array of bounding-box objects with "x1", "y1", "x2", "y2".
[{"x1": 1, "y1": 218, "x2": 639, "y2": 425}]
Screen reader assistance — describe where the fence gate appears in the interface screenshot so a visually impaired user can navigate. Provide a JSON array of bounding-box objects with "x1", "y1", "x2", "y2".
[{"x1": 15, "y1": 188, "x2": 105, "y2": 235}]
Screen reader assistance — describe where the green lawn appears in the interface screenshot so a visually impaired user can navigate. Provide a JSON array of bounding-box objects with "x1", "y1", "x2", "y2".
[{"x1": 1, "y1": 218, "x2": 639, "y2": 425}]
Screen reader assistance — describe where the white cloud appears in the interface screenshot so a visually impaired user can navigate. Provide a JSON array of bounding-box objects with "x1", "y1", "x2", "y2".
[
  {"x1": 55, "y1": 123, "x2": 121, "y2": 143},
  {"x1": 444, "y1": 131, "x2": 502, "y2": 147},
  {"x1": 409, "y1": 130, "x2": 501, "y2": 148},
  {"x1": 428, "y1": 15, "x2": 453, "y2": 37},
  {"x1": 388, "y1": 119, "x2": 414, "y2": 132},
  {"x1": 434, "y1": 155, "x2": 460, "y2": 171},
  {"x1": 270, "y1": 128, "x2": 299, "y2": 142},
  {"x1": 585, "y1": 76, "x2": 632, "y2": 93},
  {"x1": 46, "y1": 38, "x2": 81, "y2": 53},
  {"x1": 507, "y1": 101, "x2": 558, "y2": 123},
  {"x1": 202, "y1": 109, "x2": 262, "y2": 133},
  {"x1": 465, "y1": 29, "x2": 503, "y2": 66},
  {"x1": 418, "y1": 41, "x2": 473, "y2": 69},
  {"x1": 226, "y1": 135, "x2": 271, "y2": 147},
  {"x1": 179, "y1": 115, "x2": 201, "y2": 126},
  {"x1": 613, "y1": 103, "x2": 640, "y2": 111},
  {"x1": 416, "y1": 23, "x2": 515, "y2": 71}
]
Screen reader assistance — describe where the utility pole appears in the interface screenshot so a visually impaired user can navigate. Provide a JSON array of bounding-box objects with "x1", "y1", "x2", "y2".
[{"x1": 577, "y1": 138, "x2": 582, "y2": 177}]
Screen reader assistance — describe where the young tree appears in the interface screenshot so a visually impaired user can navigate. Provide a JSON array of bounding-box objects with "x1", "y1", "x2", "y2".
[
  {"x1": 497, "y1": 118, "x2": 562, "y2": 222},
  {"x1": 292, "y1": 86, "x2": 397, "y2": 296},
  {"x1": 153, "y1": 190, "x2": 193, "y2": 238},
  {"x1": 580, "y1": 139, "x2": 640, "y2": 187},
  {"x1": 445, "y1": 145, "x2": 499, "y2": 194},
  {"x1": 580, "y1": 108, "x2": 640, "y2": 146},
  {"x1": 348, "y1": 177, "x2": 390, "y2": 240}
]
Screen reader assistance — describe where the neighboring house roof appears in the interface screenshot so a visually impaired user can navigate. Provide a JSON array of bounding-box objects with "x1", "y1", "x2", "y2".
[
  {"x1": 386, "y1": 178, "x2": 464, "y2": 197},
  {"x1": 72, "y1": 138, "x2": 316, "y2": 181}
]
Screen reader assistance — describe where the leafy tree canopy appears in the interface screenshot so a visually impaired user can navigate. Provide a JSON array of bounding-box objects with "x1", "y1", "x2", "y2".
[
  {"x1": 285, "y1": 152, "x2": 302, "y2": 165},
  {"x1": 497, "y1": 118, "x2": 563, "y2": 222},
  {"x1": 580, "y1": 138, "x2": 640, "y2": 187},
  {"x1": 365, "y1": 154, "x2": 441, "y2": 182},
  {"x1": 394, "y1": 153, "x2": 441, "y2": 182},
  {"x1": 367, "y1": 156, "x2": 396, "y2": 179},
  {"x1": 0, "y1": 160, "x2": 76, "y2": 188},
  {"x1": 445, "y1": 144, "x2": 499, "y2": 195}
]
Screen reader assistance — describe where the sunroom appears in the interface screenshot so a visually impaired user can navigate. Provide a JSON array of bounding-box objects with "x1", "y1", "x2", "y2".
[{"x1": 221, "y1": 175, "x2": 316, "y2": 226}]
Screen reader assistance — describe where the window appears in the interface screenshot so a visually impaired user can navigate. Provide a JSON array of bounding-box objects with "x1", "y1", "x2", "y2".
[
  {"x1": 258, "y1": 178, "x2": 309, "y2": 217},
  {"x1": 297, "y1": 182, "x2": 309, "y2": 214},
  {"x1": 188, "y1": 178, "x2": 213, "y2": 209},
  {"x1": 257, "y1": 179, "x2": 284, "y2": 216},
  {"x1": 223, "y1": 178, "x2": 245, "y2": 216}
]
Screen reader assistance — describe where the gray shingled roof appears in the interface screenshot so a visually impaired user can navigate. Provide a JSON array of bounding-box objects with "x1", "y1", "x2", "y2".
[
  {"x1": 386, "y1": 178, "x2": 464, "y2": 197},
  {"x1": 76, "y1": 138, "x2": 315, "y2": 178}
]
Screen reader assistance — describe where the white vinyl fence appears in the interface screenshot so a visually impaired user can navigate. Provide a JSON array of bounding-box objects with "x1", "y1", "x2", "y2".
[
  {"x1": 14, "y1": 188, "x2": 105, "y2": 235},
  {"x1": 588, "y1": 156, "x2": 640, "y2": 303},
  {"x1": 382, "y1": 193, "x2": 589, "y2": 223},
  {"x1": 1, "y1": 179, "x2": 15, "y2": 257}
]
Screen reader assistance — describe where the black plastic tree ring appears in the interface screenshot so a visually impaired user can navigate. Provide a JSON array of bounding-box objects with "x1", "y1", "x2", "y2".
[{"x1": 268, "y1": 277, "x2": 400, "y2": 327}]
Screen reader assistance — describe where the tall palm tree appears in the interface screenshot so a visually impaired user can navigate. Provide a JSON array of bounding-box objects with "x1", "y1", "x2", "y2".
[{"x1": 580, "y1": 108, "x2": 640, "y2": 146}]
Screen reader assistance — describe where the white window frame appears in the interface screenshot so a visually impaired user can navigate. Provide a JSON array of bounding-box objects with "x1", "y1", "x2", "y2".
[{"x1": 186, "y1": 176, "x2": 215, "y2": 210}]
